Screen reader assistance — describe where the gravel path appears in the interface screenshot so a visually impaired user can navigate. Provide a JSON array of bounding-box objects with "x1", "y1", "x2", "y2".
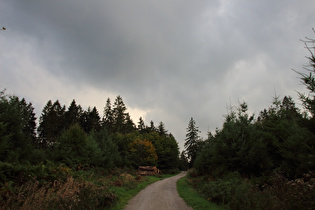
[{"x1": 124, "y1": 171, "x2": 193, "y2": 210}]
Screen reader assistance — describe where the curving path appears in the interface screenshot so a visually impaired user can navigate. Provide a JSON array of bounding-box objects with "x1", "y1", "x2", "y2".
[{"x1": 124, "y1": 171, "x2": 193, "y2": 210}]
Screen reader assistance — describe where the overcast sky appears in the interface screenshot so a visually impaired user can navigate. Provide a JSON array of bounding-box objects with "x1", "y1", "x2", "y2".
[{"x1": 1, "y1": 0, "x2": 314, "y2": 151}]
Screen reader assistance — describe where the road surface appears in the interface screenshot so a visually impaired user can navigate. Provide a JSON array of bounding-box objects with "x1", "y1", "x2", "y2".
[{"x1": 124, "y1": 171, "x2": 193, "y2": 210}]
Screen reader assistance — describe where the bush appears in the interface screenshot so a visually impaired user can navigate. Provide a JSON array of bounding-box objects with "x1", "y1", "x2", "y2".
[
  {"x1": 189, "y1": 171, "x2": 315, "y2": 210},
  {"x1": 0, "y1": 176, "x2": 117, "y2": 209},
  {"x1": 198, "y1": 173, "x2": 243, "y2": 205},
  {"x1": 190, "y1": 173, "x2": 271, "y2": 209},
  {"x1": 262, "y1": 172, "x2": 315, "y2": 210},
  {"x1": 53, "y1": 124, "x2": 104, "y2": 168}
]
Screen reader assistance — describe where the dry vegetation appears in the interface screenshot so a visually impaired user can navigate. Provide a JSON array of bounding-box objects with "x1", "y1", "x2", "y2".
[
  {"x1": 1, "y1": 175, "x2": 116, "y2": 209},
  {"x1": 0, "y1": 165, "x2": 159, "y2": 209}
]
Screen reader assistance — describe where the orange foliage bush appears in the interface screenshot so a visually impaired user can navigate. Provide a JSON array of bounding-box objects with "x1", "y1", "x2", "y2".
[{"x1": 129, "y1": 138, "x2": 158, "y2": 166}]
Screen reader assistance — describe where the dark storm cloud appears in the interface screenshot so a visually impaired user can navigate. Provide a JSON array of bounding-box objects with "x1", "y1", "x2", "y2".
[{"x1": 1, "y1": 0, "x2": 315, "y2": 149}]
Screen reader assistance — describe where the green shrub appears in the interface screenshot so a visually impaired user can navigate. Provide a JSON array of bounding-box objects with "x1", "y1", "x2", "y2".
[
  {"x1": 199, "y1": 173, "x2": 243, "y2": 205},
  {"x1": 1, "y1": 176, "x2": 117, "y2": 209},
  {"x1": 189, "y1": 171, "x2": 315, "y2": 210}
]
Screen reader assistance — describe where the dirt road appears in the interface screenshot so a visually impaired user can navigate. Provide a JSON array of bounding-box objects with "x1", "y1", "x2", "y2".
[{"x1": 124, "y1": 171, "x2": 193, "y2": 210}]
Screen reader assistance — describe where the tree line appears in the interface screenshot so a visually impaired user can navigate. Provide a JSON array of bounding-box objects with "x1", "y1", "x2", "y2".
[
  {"x1": 0, "y1": 94, "x2": 180, "y2": 171},
  {"x1": 185, "y1": 96, "x2": 315, "y2": 178},
  {"x1": 182, "y1": 29, "x2": 315, "y2": 209}
]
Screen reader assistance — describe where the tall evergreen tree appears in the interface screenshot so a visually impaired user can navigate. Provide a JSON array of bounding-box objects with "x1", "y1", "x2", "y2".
[
  {"x1": 65, "y1": 99, "x2": 82, "y2": 129},
  {"x1": 158, "y1": 121, "x2": 167, "y2": 136},
  {"x1": 0, "y1": 93, "x2": 36, "y2": 162},
  {"x1": 149, "y1": 120, "x2": 156, "y2": 132},
  {"x1": 89, "y1": 106, "x2": 101, "y2": 132},
  {"x1": 112, "y1": 95, "x2": 129, "y2": 133},
  {"x1": 280, "y1": 96, "x2": 301, "y2": 120},
  {"x1": 156, "y1": 134, "x2": 179, "y2": 170},
  {"x1": 0, "y1": 94, "x2": 23, "y2": 161},
  {"x1": 102, "y1": 98, "x2": 113, "y2": 132},
  {"x1": 80, "y1": 106, "x2": 101, "y2": 133},
  {"x1": 38, "y1": 100, "x2": 65, "y2": 148},
  {"x1": 124, "y1": 113, "x2": 135, "y2": 133},
  {"x1": 184, "y1": 117, "x2": 200, "y2": 167},
  {"x1": 18, "y1": 98, "x2": 37, "y2": 144},
  {"x1": 296, "y1": 29, "x2": 315, "y2": 116},
  {"x1": 137, "y1": 117, "x2": 145, "y2": 132}
]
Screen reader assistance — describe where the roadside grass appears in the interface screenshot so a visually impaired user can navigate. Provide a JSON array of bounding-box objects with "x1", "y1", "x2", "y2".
[
  {"x1": 110, "y1": 174, "x2": 177, "y2": 210},
  {"x1": 177, "y1": 177, "x2": 225, "y2": 210}
]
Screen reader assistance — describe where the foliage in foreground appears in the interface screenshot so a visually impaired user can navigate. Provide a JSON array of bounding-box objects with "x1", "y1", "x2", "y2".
[
  {"x1": 1, "y1": 176, "x2": 116, "y2": 209},
  {"x1": 0, "y1": 163, "x2": 175, "y2": 209},
  {"x1": 177, "y1": 176, "x2": 224, "y2": 210},
  {"x1": 0, "y1": 163, "x2": 115, "y2": 209},
  {"x1": 187, "y1": 170, "x2": 315, "y2": 210}
]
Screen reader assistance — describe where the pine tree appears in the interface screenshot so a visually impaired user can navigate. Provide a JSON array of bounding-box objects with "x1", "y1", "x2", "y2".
[
  {"x1": 80, "y1": 106, "x2": 101, "y2": 133},
  {"x1": 89, "y1": 106, "x2": 101, "y2": 132},
  {"x1": 184, "y1": 117, "x2": 200, "y2": 167},
  {"x1": 124, "y1": 113, "x2": 135, "y2": 133},
  {"x1": 137, "y1": 117, "x2": 145, "y2": 132},
  {"x1": 19, "y1": 98, "x2": 37, "y2": 144},
  {"x1": 38, "y1": 100, "x2": 65, "y2": 148},
  {"x1": 0, "y1": 94, "x2": 25, "y2": 161},
  {"x1": 111, "y1": 95, "x2": 135, "y2": 133},
  {"x1": 280, "y1": 96, "x2": 301, "y2": 120},
  {"x1": 65, "y1": 99, "x2": 82, "y2": 129},
  {"x1": 296, "y1": 28, "x2": 315, "y2": 116},
  {"x1": 149, "y1": 120, "x2": 156, "y2": 132},
  {"x1": 112, "y1": 95, "x2": 127, "y2": 133},
  {"x1": 102, "y1": 98, "x2": 113, "y2": 132},
  {"x1": 157, "y1": 134, "x2": 179, "y2": 170},
  {"x1": 158, "y1": 121, "x2": 167, "y2": 136}
]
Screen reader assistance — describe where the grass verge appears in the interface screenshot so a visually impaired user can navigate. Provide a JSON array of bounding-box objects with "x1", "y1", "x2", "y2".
[
  {"x1": 110, "y1": 174, "x2": 176, "y2": 210},
  {"x1": 177, "y1": 177, "x2": 225, "y2": 210}
]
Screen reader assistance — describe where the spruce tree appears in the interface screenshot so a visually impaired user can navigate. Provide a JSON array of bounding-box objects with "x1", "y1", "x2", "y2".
[
  {"x1": 65, "y1": 99, "x2": 82, "y2": 129},
  {"x1": 19, "y1": 98, "x2": 37, "y2": 144},
  {"x1": 102, "y1": 98, "x2": 113, "y2": 132},
  {"x1": 296, "y1": 28, "x2": 315, "y2": 116},
  {"x1": 0, "y1": 94, "x2": 34, "y2": 161},
  {"x1": 38, "y1": 100, "x2": 65, "y2": 148},
  {"x1": 148, "y1": 120, "x2": 156, "y2": 132},
  {"x1": 80, "y1": 106, "x2": 101, "y2": 133},
  {"x1": 137, "y1": 117, "x2": 145, "y2": 132},
  {"x1": 184, "y1": 117, "x2": 200, "y2": 167},
  {"x1": 112, "y1": 95, "x2": 127, "y2": 133},
  {"x1": 158, "y1": 121, "x2": 167, "y2": 136},
  {"x1": 124, "y1": 113, "x2": 135, "y2": 133}
]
